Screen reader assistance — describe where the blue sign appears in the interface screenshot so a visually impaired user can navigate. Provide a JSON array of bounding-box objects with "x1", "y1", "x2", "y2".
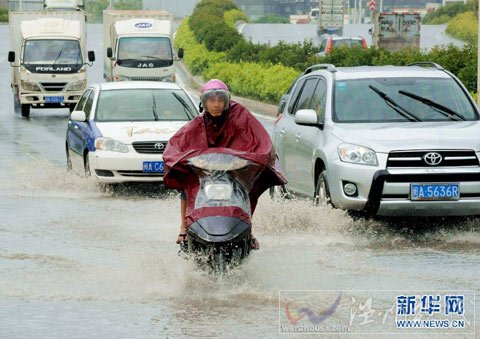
[{"x1": 135, "y1": 22, "x2": 152, "y2": 29}]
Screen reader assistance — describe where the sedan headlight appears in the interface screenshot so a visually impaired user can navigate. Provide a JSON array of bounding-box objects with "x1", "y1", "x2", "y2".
[
  {"x1": 95, "y1": 137, "x2": 129, "y2": 153},
  {"x1": 205, "y1": 183, "x2": 233, "y2": 200},
  {"x1": 338, "y1": 143, "x2": 378, "y2": 166},
  {"x1": 21, "y1": 80, "x2": 40, "y2": 91},
  {"x1": 114, "y1": 75, "x2": 130, "y2": 81},
  {"x1": 67, "y1": 80, "x2": 86, "y2": 91}
]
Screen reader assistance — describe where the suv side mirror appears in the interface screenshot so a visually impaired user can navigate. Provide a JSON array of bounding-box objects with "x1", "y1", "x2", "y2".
[
  {"x1": 8, "y1": 51, "x2": 15, "y2": 63},
  {"x1": 107, "y1": 47, "x2": 113, "y2": 59},
  {"x1": 277, "y1": 94, "x2": 290, "y2": 116},
  {"x1": 177, "y1": 48, "x2": 184, "y2": 59},
  {"x1": 88, "y1": 51, "x2": 95, "y2": 62},
  {"x1": 294, "y1": 109, "x2": 319, "y2": 126}
]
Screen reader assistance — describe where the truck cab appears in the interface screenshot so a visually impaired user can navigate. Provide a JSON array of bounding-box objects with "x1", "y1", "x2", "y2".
[
  {"x1": 103, "y1": 10, "x2": 183, "y2": 83},
  {"x1": 8, "y1": 11, "x2": 95, "y2": 118}
]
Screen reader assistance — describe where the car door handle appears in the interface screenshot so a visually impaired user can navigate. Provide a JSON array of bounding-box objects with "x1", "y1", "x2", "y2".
[
  {"x1": 279, "y1": 128, "x2": 285, "y2": 136},
  {"x1": 295, "y1": 132, "x2": 301, "y2": 142}
]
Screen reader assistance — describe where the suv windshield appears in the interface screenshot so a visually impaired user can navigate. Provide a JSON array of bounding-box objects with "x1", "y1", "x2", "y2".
[
  {"x1": 95, "y1": 89, "x2": 197, "y2": 122},
  {"x1": 333, "y1": 77, "x2": 477, "y2": 123},
  {"x1": 331, "y1": 39, "x2": 363, "y2": 48}
]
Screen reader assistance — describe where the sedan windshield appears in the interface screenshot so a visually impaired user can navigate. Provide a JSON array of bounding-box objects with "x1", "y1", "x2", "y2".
[
  {"x1": 333, "y1": 77, "x2": 477, "y2": 123},
  {"x1": 95, "y1": 89, "x2": 197, "y2": 122}
]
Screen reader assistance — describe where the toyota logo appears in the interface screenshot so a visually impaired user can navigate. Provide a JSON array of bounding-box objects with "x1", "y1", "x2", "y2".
[
  {"x1": 154, "y1": 142, "x2": 165, "y2": 150},
  {"x1": 423, "y1": 152, "x2": 442, "y2": 166}
]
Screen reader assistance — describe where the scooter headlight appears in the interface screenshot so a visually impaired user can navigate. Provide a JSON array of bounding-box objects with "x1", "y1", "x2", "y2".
[{"x1": 205, "y1": 183, "x2": 233, "y2": 200}]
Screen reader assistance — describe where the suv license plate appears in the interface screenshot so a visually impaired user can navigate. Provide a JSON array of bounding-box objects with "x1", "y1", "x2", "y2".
[
  {"x1": 45, "y1": 96, "x2": 64, "y2": 103},
  {"x1": 410, "y1": 183, "x2": 459, "y2": 201},
  {"x1": 143, "y1": 161, "x2": 164, "y2": 173}
]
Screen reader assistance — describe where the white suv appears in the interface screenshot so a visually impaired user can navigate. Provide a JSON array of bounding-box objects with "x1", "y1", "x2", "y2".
[{"x1": 272, "y1": 63, "x2": 480, "y2": 216}]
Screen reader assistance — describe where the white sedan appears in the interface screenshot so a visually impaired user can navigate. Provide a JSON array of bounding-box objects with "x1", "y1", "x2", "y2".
[{"x1": 65, "y1": 81, "x2": 198, "y2": 183}]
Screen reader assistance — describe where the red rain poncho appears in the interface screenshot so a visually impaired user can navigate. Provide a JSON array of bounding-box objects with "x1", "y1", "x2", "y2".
[{"x1": 163, "y1": 101, "x2": 287, "y2": 227}]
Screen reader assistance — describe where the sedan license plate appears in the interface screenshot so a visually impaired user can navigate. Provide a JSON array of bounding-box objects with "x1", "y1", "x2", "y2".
[
  {"x1": 45, "y1": 96, "x2": 64, "y2": 103},
  {"x1": 410, "y1": 183, "x2": 459, "y2": 201},
  {"x1": 143, "y1": 161, "x2": 164, "y2": 173}
]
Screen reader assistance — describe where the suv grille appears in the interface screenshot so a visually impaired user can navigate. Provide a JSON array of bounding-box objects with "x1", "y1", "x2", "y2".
[
  {"x1": 387, "y1": 150, "x2": 479, "y2": 167},
  {"x1": 40, "y1": 82, "x2": 67, "y2": 91},
  {"x1": 132, "y1": 141, "x2": 167, "y2": 154}
]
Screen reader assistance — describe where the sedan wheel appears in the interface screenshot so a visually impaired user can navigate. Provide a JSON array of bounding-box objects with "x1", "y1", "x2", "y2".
[
  {"x1": 66, "y1": 145, "x2": 72, "y2": 171},
  {"x1": 314, "y1": 170, "x2": 331, "y2": 206},
  {"x1": 84, "y1": 153, "x2": 91, "y2": 177}
]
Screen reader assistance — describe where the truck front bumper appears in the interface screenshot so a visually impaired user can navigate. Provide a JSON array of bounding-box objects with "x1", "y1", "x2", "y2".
[{"x1": 20, "y1": 91, "x2": 83, "y2": 106}]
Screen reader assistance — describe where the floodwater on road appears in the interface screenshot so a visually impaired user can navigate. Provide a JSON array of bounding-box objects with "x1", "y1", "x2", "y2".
[{"x1": 0, "y1": 153, "x2": 479, "y2": 337}]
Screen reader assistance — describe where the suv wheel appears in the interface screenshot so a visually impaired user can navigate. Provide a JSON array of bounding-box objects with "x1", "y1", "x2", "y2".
[
  {"x1": 269, "y1": 184, "x2": 291, "y2": 201},
  {"x1": 314, "y1": 170, "x2": 331, "y2": 206}
]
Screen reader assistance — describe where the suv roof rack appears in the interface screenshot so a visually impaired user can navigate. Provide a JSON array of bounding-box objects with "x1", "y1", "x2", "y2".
[
  {"x1": 407, "y1": 62, "x2": 444, "y2": 70},
  {"x1": 304, "y1": 64, "x2": 337, "y2": 74}
]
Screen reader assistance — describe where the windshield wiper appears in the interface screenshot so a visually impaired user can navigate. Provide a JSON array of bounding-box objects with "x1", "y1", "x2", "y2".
[
  {"x1": 52, "y1": 44, "x2": 65, "y2": 67},
  {"x1": 369, "y1": 85, "x2": 421, "y2": 122},
  {"x1": 172, "y1": 92, "x2": 194, "y2": 119},
  {"x1": 398, "y1": 90, "x2": 466, "y2": 121},
  {"x1": 151, "y1": 93, "x2": 159, "y2": 121}
]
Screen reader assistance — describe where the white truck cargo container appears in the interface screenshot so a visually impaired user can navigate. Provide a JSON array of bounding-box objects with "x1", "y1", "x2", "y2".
[
  {"x1": 317, "y1": 0, "x2": 344, "y2": 36},
  {"x1": 103, "y1": 10, "x2": 183, "y2": 82},
  {"x1": 44, "y1": 0, "x2": 84, "y2": 11},
  {"x1": 8, "y1": 11, "x2": 95, "y2": 118},
  {"x1": 371, "y1": 12, "x2": 421, "y2": 51}
]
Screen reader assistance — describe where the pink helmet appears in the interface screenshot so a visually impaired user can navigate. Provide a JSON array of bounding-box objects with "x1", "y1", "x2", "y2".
[{"x1": 200, "y1": 79, "x2": 230, "y2": 109}]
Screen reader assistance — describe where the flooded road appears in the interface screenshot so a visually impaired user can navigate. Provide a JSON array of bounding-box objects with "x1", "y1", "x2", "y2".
[{"x1": 0, "y1": 25, "x2": 479, "y2": 337}]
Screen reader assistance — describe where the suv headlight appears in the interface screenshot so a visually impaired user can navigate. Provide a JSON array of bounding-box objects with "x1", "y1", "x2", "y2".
[
  {"x1": 67, "y1": 80, "x2": 86, "y2": 91},
  {"x1": 338, "y1": 143, "x2": 378, "y2": 166},
  {"x1": 95, "y1": 137, "x2": 129, "y2": 153},
  {"x1": 21, "y1": 80, "x2": 40, "y2": 91}
]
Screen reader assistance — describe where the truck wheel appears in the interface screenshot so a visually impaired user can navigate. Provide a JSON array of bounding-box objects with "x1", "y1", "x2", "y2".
[
  {"x1": 314, "y1": 170, "x2": 331, "y2": 206},
  {"x1": 13, "y1": 93, "x2": 21, "y2": 115},
  {"x1": 21, "y1": 104, "x2": 30, "y2": 118}
]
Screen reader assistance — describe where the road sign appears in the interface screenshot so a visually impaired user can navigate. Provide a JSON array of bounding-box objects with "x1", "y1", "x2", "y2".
[{"x1": 368, "y1": 0, "x2": 376, "y2": 11}]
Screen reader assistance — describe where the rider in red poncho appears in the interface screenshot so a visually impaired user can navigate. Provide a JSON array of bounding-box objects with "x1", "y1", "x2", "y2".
[{"x1": 163, "y1": 79, "x2": 286, "y2": 250}]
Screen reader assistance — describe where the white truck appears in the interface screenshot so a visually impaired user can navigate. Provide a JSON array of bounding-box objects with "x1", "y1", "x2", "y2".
[
  {"x1": 8, "y1": 11, "x2": 95, "y2": 118},
  {"x1": 371, "y1": 12, "x2": 421, "y2": 51},
  {"x1": 103, "y1": 10, "x2": 183, "y2": 82},
  {"x1": 317, "y1": 0, "x2": 344, "y2": 36}
]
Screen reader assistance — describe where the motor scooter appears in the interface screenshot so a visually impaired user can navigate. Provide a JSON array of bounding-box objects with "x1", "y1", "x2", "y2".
[{"x1": 179, "y1": 152, "x2": 259, "y2": 274}]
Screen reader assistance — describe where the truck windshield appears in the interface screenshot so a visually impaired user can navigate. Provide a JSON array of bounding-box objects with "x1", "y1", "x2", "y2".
[
  {"x1": 117, "y1": 37, "x2": 172, "y2": 63},
  {"x1": 23, "y1": 39, "x2": 82, "y2": 65},
  {"x1": 333, "y1": 77, "x2": 477, "y2": 123},
  {"x1": 95, "y1": 88, "x2": 197, "y2": 122}
]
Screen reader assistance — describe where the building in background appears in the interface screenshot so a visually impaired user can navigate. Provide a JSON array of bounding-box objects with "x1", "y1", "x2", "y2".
[
  {"x1": 235, "y1": 0, "x2": 318, "y2": 20},
  {"x1": 143, "y1": 0, "x2": 200, "y2": 18}
]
